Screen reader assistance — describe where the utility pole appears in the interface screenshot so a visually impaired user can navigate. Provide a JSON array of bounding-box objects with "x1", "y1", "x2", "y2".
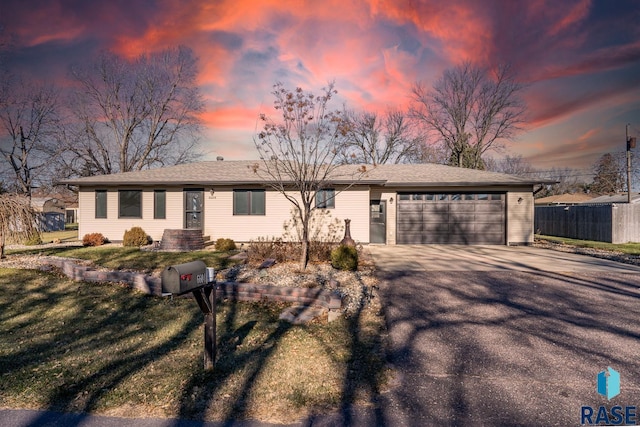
[{"x1": 627, "y1": 124, "x2": 637, "y2": 203}]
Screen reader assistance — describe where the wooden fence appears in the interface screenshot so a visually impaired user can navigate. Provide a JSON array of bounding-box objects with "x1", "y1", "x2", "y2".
[{"x1": 534, "y1": 204, "x2": 640, "y2": 243}]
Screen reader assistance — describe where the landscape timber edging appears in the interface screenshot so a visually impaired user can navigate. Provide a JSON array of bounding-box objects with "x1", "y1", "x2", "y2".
[{"x1": 41, "y1": 258, "x2": 344, "y2": 317}]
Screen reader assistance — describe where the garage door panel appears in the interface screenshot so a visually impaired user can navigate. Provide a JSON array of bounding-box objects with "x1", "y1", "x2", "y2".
[
  {"x1": 448, "y1": 213, "x2": 477, "y2": 222},
  {"x1": 398, "y1": 204, "x2": 422, "y2": 212},
  {"x1": 475, "y1": 204, "x2": 504, "y2": 213},
  {"x1": 397, "y1": 221, "x2": 423, "y2": 233},
  {"x1": 448, "y1": 223, "x2": 475, "y2": 233},
  {"x1": 425, "y1": 233, "x2": 470, "y2": 244},
  {"x1": 422, "y1": 206, "x2": 449, "y2": 215},
  {"x1": 422, "y1": 223, "x2": 449, "y2": 232},
  {"x1": 398, "y1": 233, "x2": 423, "y2": 244}
]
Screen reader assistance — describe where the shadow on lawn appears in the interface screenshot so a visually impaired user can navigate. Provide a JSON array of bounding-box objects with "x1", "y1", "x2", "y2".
[
  {"x1": 174, "y1": 281, "x2": 388, "y2": 425},
  {"x1": 0, "y1": 267, "x2": 388, "y2": 425}
]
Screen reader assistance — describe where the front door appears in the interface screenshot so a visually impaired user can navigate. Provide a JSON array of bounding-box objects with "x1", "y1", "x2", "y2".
[
  {"x1": 184, "y1": 189, "x2": 204, "y2": 230},
  {"x1": 370, "y1": 200, "x2": 386, "y2": 244}
]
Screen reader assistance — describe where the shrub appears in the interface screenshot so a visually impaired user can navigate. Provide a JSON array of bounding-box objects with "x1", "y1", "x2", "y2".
[
  {"x1": 24, "y1": 234, "x2": 42, "y2": 246},
  {"x1": 83, "y1": 233, "x2": 106, "y2": 247},
  {"x1": 331, "y1": 244, "x2": 358, "y2": 271},
  {"x1": 215, "y1": 238, "x2": 237, "y2": 251},
  {"x1": 123, "y1": 227, "x2": 150, "y2": 247},
  {"x1": 248, "y1": 237, "x2": 296, "y2": 264}
]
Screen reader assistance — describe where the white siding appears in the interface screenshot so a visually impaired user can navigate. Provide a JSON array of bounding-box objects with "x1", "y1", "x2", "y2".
[
  {"x1": 78, "y1": 187, "x2": 184, "y2": 241},
  {"x1": 204, "y1": 187, "x2": 370, "y2": 243},
  {"x1": 507, "y1": 191, "x2": 534, "y2": 244}
]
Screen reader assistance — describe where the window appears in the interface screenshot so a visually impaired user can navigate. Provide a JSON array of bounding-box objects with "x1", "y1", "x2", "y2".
[
  {"x1": 464, "y1": 194, "x2": 475, "y2": 201},
  {"x1": 119, "y1": 190, "x2": 142, "y2": 218},
  {"x1": 154, "y1": 190, "x2": 166, "y2": 219},
  {"x1": 95, "y1": 190, "x2": 107, "y2": 219},
  {"x1": 316, "y1": 189, "x2": 335, "y2": 209},
  {"x1": 233, "y1": 190, "x2": 265, "y2": 215},
  {"x1": 490, "y1": 194, "x2": 503, "y2": 201}
]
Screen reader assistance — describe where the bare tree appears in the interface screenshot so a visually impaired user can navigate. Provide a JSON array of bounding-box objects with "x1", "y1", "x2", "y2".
[
  {"x1": 534, "y1": 167, "x2": 588, "y2": 197},
  {"x1": 337, "y1": 109, "x2": 425, "y2": 165},
  {"x1": 591, "y1": 153, "x2": 625, "y2": 194},
  {"x1": 0, "y1": 193, "x2": 39, "y2": 258},
  {"x1": 485, "y1": 154, "x2": 534, "y2": 176},
  {"x1": 253, "y1": 82, "x2": 365, "y2": 269},
  {"x1": 61, "y1": 45, "x2": 203, "y2": 176},
  {"x1": 0, "y1": 78, "x2": 60, "y2": 196},
  {"x1": 411, "y1": 62, "x2": 526, "y2": 169}
]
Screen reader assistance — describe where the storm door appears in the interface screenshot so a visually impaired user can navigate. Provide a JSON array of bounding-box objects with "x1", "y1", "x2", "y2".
[
  {"x1": 370, "y1": 200, "x2": 387, "y2": 244},
  {"x1": 184, "y1": 189, "x2": 204, "y2": 230}
]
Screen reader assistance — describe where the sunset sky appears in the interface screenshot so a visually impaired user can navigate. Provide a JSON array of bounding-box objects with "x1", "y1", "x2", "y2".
[{"x1": 2, "y1": 0, "x2": 639, "y2": 173}]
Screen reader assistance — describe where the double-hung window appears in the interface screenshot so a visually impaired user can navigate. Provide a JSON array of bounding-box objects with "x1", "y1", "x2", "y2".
[
  {"x1": 233, "y1": 190, "x2": 265, "y2": 215},
  {"x1": 316, "y1": 189, "x2": 335, "y2": 209},
  {"x1": 118, "y1": 190, "x2": 142, "y2": 218},
  {"x1": 154, "y1": 190, "x2": 166, "y2": 219},
  {"x1": 95, "y1": 190, "x2": 107, "y2": 218}
]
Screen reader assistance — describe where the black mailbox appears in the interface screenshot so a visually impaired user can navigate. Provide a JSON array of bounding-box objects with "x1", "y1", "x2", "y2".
[{"x1": 162, "y1": 260, "x2": 208, "y2": 295}]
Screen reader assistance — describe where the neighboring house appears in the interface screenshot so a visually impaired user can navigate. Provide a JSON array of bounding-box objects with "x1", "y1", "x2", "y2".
[
  {"x1": 578, "y1": 192, "x2": 640, "y2": 205},
  {"x1": 62, "y1": 160, "x2": 549, "y2": 246},
  {"x1": 31, "y1": 196, "x2": 66, "y2": 232},
  {"x1": 534, "y1": 193, "x2": 594, "y2": 206}
]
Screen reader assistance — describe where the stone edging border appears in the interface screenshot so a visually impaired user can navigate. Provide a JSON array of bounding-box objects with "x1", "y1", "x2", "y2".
[{"x1": 42, "y1": 257, "x2": 344, "y2": 320}]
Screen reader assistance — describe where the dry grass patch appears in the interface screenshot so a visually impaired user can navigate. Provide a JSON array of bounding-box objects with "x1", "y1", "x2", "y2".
[{"x1": 0, "y1": 268, "x2": 389, "y2": 423}]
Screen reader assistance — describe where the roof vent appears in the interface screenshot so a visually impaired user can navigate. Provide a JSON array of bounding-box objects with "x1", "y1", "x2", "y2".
[{"x1": 216, "y1": 156, "x2": 224, "y2": 161}]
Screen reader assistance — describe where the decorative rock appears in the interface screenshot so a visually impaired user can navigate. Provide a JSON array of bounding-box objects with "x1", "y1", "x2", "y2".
[
  {"x1": 328, "y1": 309, "x2": 342, "y2": 322},
  {"x1": 228, "y1": 252, "x2": 248, "y2": 262},
  {"x1": 258, "y1": 258, "x2": 276, "y2": 269},
  {"x1": 279, "y1": 305, "x2": 327, "y2": 325}
]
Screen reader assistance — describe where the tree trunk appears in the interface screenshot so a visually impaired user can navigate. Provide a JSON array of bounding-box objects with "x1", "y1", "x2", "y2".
[{"x1": 300, "y1": 215, "x2": 310, "y2": 270}]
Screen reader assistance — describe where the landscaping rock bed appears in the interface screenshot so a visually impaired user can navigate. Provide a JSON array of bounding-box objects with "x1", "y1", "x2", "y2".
[{"x1": 533, "y1": 239, "x2": 640, "y2": 266}]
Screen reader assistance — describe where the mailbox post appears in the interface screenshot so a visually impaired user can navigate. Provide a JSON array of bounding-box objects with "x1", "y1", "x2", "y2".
[{"x1": 162, "y1": 260, "x2": 216, "y2": 370}]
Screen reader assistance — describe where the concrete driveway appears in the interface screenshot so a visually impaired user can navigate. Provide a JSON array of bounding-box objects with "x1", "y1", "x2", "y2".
[
  {"x1": 368, "y1": 245, "x2": 640, "y2": 426},
  {"x1": 367, "y1": 244, "x2": 640, "y2": 272}
]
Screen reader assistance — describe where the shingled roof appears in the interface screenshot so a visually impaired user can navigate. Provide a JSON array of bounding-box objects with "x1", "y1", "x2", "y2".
[{"x1": 61, "y1": 160, "x2": 545, "y2": 187}]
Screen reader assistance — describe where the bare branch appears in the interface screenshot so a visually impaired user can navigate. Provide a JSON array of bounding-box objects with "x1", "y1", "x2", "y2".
[
  {"x1": 336, "y1": 108, "x2": 425, "y2": 165},
  {"x1": 411, "y1": 62, "x2": 526, "y2": 169},
  {"x1": 61, "y1": 46, "x2": 203, "y2": 177},
  {"x1": 253, "y1": 82, "x2": 366, "y2": 269}
]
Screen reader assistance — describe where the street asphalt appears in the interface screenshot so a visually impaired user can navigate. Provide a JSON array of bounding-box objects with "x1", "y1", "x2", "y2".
[{"x1": 3, "y1": 245, "x2": 640, "y2": 426}]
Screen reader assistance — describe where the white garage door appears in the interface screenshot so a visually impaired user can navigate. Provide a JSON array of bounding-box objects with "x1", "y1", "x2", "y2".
[{"x1": 397, "y1": 193, "x2": 505, "y2": 244}]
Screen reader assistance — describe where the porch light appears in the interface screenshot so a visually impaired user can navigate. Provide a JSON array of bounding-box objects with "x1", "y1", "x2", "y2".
[{"x1": 389, "y1": 197, "x2": 394, "y2": 204}]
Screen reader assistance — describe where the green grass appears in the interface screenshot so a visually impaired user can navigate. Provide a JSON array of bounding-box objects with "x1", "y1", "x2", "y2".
[
  {"x1": 6, "y1": 246, "x2": 235, "y2": 274},
  {"x1": 39, "y1": 229, "x2": 79, "y2": 243},
  {"x1": 0, "y1": 269, "x2": 388, "y2": 422},
  {"x1": 536, "y1": 235, "x2": 640, "y2": 255}
]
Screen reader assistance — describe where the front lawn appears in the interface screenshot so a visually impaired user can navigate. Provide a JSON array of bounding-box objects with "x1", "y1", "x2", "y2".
[
  {"x1": 0, "y1": 267, "x2": 388, "y2": 423},
  {"x1": 6, "y1": 246, "x2": 233, "y2": 275}
]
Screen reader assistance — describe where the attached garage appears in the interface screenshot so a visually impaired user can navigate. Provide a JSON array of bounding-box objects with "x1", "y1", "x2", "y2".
[{"x1": 397, "y1": 192, "x2": 505, "y2": 244}]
